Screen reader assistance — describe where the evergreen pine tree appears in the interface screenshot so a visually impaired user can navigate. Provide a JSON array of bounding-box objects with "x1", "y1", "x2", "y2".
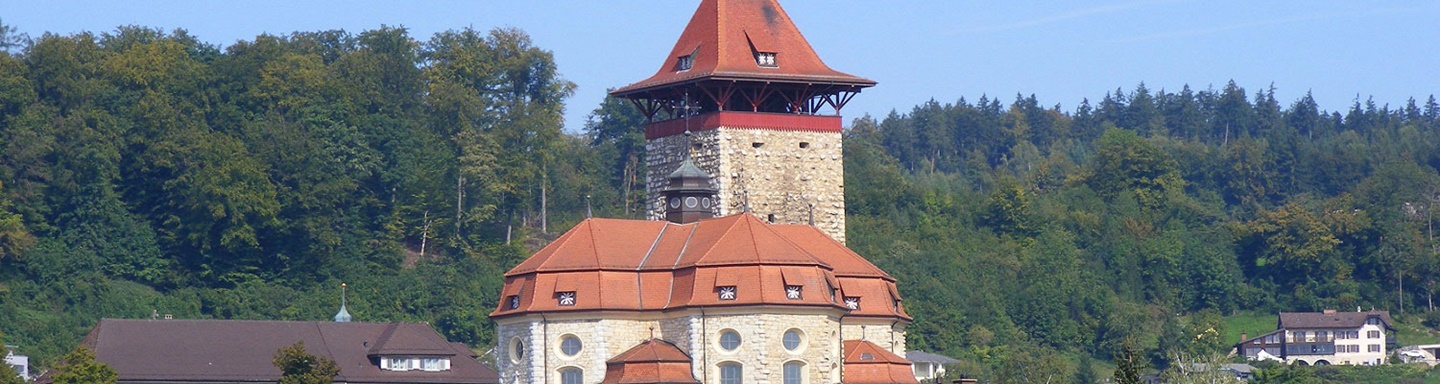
[{"x1": 1114, "y1": 338, "x2": 1145, "y2": 384}]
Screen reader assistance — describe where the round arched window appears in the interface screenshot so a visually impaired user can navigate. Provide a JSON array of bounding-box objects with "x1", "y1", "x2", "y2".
[
  {"x1": 782, "y1": 329, "x2": 805, "y2": 352},
  {"x1": 560, "y1": 335, "x2": 582, "y2": 356},
  {"x1": 509, "y1": 337, "x2": 524, "y2": 363},
  {"x1": 719, "y1": 330, "x2": 741, "y2": 351},
  {"x1": 559, "y1": 367, "x2": 583, "y2": 384}
]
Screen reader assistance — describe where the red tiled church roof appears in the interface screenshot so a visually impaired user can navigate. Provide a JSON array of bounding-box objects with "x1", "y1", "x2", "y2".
[
  {"x1": 611, "y1": 0, "x2": 875, "y2": 96},
  {"x1": 600, "y1": 339, "x2": 701, "y2": 384},
  {"x1": 491, "y1": 214, "x2": 909, "y2": 321},
  {"x1": 841, "y1": 340, "x2": 920, "y2": 384}
]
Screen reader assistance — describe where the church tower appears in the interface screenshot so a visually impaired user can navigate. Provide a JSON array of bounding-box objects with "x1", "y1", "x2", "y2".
[{"x1": 612, "y1": 0, "x2": 874, "y2": 243}]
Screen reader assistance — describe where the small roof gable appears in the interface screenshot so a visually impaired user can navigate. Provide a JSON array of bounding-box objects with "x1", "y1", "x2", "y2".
[
  {"x1": 1278, "y1": 311, "x2": 1395, "y2": 330},
  {"x1": 613, "y1": 0, "x2": 874, "y2": 96},
  {"x1": 367, "y1": 322, "x2": 459, "y2": 356},
  {"x1": 601, "y1": 339, "x2": 700, "y2": 384},
  {"x1": 841, "y1": 340, "x2": 919, "y2": 384},
  {"x1": 607, "y1": 339, "x2": 694, "y2": 364}
]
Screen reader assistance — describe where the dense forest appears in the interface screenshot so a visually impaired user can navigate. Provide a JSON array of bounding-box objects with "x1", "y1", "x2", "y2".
[{"x1": 2, "y1": 21, "x2": 1440, "y2": 382}]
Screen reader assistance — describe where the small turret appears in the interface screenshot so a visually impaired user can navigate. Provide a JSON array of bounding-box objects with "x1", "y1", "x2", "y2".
[
  {"x1": 662, "y1": 158, "x2": 717, "y2": 224},
  {"x1": 334, "y1": 282, "x2": 352, "y2": 322}
]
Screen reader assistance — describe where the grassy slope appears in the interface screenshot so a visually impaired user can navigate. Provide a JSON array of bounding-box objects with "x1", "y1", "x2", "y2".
[{"x1": 1224, "y1": 312, "x2": 1278, "y2": 346}]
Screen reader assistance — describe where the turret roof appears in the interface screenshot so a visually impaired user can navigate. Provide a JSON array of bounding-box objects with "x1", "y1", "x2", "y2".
[{"x1": 612, "y1": 0, "x2": 874, "y2": 96}]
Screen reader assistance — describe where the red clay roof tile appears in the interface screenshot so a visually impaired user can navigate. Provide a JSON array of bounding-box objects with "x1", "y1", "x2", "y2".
[
  {"x1": 491, "y1": 214, "x2": 905, "y2": 320},
  {"x1": 841, "y1": 340, "x2": 920, "y2": 384},
  {"x1": 613, "y1": 0, "x2": 874, "y2": 96}
]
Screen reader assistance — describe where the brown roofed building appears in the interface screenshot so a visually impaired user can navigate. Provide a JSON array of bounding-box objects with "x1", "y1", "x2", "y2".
[
  {"x1": 1237, "y1": 310, "x2": 1395, "y2": 366},
  {"x1": 68, "y1": 319, "x2": 497, "y2": 384}
]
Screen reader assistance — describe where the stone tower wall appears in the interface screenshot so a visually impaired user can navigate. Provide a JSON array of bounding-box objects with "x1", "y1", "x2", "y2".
[{"x1": 647, "y1": 127, "x2": 846, "y2": 243}]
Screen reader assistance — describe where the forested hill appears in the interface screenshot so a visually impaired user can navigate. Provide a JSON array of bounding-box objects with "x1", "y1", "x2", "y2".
[{"x1": 1, "y1": 23, "x2": 1439, "y2": 380}]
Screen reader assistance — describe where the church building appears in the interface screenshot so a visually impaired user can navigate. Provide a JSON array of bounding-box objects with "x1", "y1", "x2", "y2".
[{"x1": 490, "y1": 1, "x2": 916, "y2": 383}]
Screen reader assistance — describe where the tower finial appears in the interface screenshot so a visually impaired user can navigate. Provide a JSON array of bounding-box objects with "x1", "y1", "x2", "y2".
[{"x1": 334, "y1": 282, "x2": 352, "y2": 322}]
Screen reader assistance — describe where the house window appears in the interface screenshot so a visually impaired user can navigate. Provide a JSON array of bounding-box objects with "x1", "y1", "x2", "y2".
[
  {"x1": 718, "y1": 286, "x2": 737, "y2": 300},
  {"x1": 844, "y1": 297, "x2": 860, "y2": 310},
  {"x1": 1350, "y1": 345, "x2": 1361, "y2": 353},
  {"x1": 560, "y1": 367, "x2": 583, "y2": 384},
  {"x1": 1368, "y1": 331, "x2": 1381, "y2": 339},
  {"x1": 507, "y1": 295, "x2": 520, "y2": 309},
  {"x1": 677, "y1": 54, "x2": 694, "y2": 71},
  {"x1": 560, "y1": 335, "x2": 582, "y2": 356},
  {"x1": 421, "y1": 358, "x2": 446, "y2": 371},
  {"x1": 719, "y1": 330, "x2": 742, "y2": 351},
  {"x1": 1367, "y1": 317, "x2": 1380, "y2": 325},
  {"x1": 860, "y1": 353, "x2": 875, "y2": 361},
  {"x1": 385, "y1": 357, "x2": 414, "y2": 371},
  {"x1": 1369, "y1": 344, "x2": 1381, "y2": 352},
  {"x1": 755, "y1": 52, "x2": 777, "y2": 67},
  {"x1": 719, "y1": 363, "x2": 743, "y2": 384},
  {"x1": 785, "y1": 285, "x2": 803, "y2": 300},
  {"x1": 1317, "y1": 331, "x2": 1328, "y2": 341},
  {"x1": 557, "y1": 291, "x2": 576, "y2": 306},
  {"x1": 783, "y1": 361, "x2": 804, "y2": 384}
]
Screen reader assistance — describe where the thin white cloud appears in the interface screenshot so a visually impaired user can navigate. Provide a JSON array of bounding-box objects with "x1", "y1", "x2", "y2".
[
  {"x1": 950, "y1": 0, "x2": 1173, "y2": 35},
  {"x1": 1108, "y1": 3, "x2": 1433, "y2": 44}
]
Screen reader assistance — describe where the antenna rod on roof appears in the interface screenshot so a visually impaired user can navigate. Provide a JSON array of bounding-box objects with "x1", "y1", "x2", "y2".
[{"x1": 585, "y1": 195, "x2": 592, "y2": 218}]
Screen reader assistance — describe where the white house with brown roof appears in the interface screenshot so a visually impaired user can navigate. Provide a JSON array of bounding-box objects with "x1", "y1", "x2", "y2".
[{"x1": 1237, "y1": 310, "x2": 1395, "y2": 366}]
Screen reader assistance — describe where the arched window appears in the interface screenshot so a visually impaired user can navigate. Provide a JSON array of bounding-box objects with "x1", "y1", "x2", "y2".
[
  {"x1": 560, "y1": 367, "x2": 583, "y2": 384},
  {"x1": 783, "y1": 361, "x2": 805, "y2": 384},
  {"x1": 719, "y1": 363, "x2": 743, "y2": 384}
]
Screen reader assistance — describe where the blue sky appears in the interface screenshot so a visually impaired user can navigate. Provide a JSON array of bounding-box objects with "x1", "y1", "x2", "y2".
[{"x1": 5, "y1": 1, "x2": 1436, "y2": 132}]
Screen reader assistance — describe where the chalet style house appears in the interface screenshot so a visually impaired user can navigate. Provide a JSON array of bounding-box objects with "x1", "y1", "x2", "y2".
[
  {"x1": 63, "y1": 319, "x2": 498, "y2": 384},
  {"x1": 1238, "y1": 310, "x2": 1395, "y2": 366},
  {"x1": 489, "y1": 1, "x2": 919, "y2": 383}
]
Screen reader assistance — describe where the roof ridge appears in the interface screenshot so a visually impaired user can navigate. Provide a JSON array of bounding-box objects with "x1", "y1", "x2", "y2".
[
  {"x1": 312, "y1": 322, "x2": 345, "y2": 381},
  {"x1": 666, "y1": 224, "x2": 700, "y2": 309}
]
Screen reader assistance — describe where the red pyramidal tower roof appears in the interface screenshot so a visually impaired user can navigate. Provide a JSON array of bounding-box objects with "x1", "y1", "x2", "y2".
[{"x1": 613, "y1": 0, "x2": 875, "y2": 96}]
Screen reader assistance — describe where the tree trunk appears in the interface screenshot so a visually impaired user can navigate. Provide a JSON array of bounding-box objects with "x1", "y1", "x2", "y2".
[
  {"x1": 456, "y1": 175, "x2": 465, "y2": 234},
  {"x1": 420, "y1": 210, "x2": 431, "y2": 259}
]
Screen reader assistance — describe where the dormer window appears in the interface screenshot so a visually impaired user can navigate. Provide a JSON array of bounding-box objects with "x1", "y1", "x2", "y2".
[
  {"x1": 557, "y1": 291, "x2": 576, "y2": 306},
  {"x1": 718, "y1": 286, "x2": 737, "y2": 300},
  {"x1": 507, "y1": 295, "x2": 520, "y2": 309},
  {"x1": 844, "y1": 297, "x2": 860, "y2": 310},
  {"x1": 677, "y1": 54, "x2": 694, "y2": 71},
  {"x1": 785, "y1": 285, "x2": 803, "y2": 300},
  {"x1": 755, "y1": 52, "x2": 777, "y2": 67},
  {"x1": 383, "y1": 356, "x2": 450, "y2": 372}
]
